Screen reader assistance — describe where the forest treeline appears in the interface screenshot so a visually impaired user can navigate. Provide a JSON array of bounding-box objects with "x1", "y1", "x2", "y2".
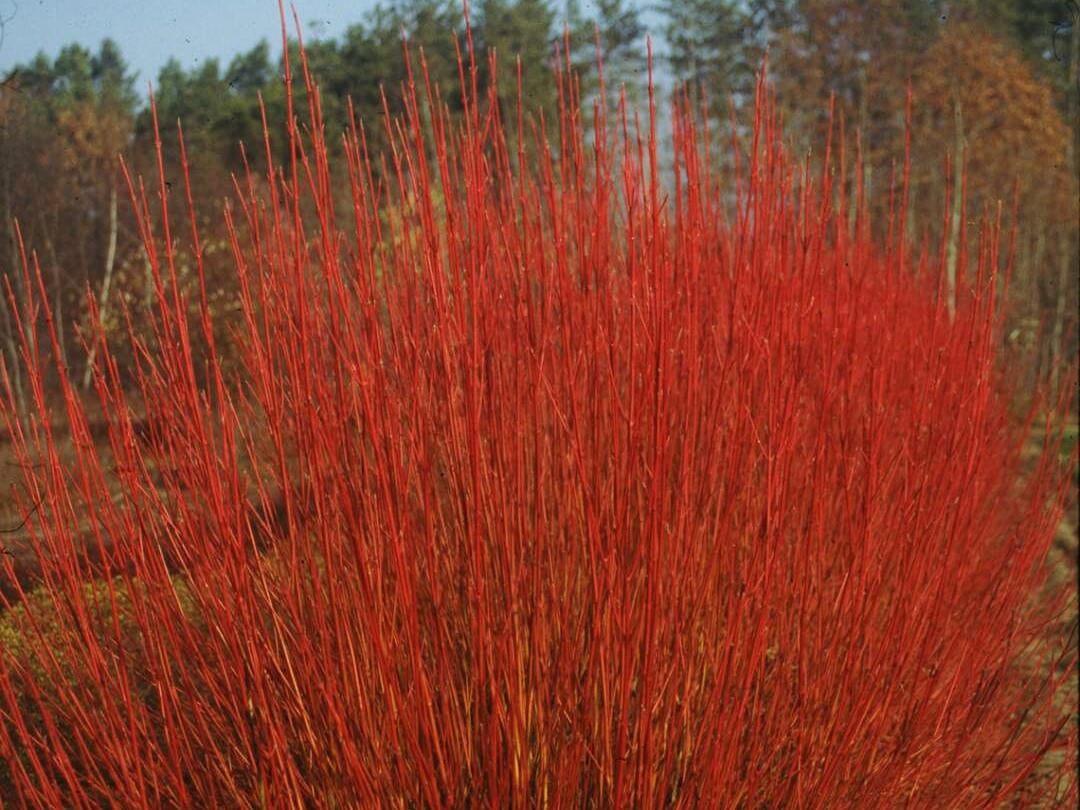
[{"x1": 0, "y1": 0, "x2": 1076, "y2": 413}]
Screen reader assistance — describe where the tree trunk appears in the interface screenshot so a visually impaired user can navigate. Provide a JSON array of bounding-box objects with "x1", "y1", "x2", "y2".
[
  {"x1": 43, "y1": 228, "x2": 68, "y2": 379},
  {"x1": 81, "y1": 184, "x2": 118, "y2": 390},
  {"x1": 3, "y1": 214, "x2": 28, "y2": 424},
  {"x1": 143, "y1": 244, "x2": 154, "y2": 313},
  {"x1": 945, "y1": 99, "x2": 965, "y2": 321},
  {"x1": 1049, "y1": 7, "x2": 1079, "y2": 399},
  {"x1": 1031, "y1": 228, "x2": 1047, "y2": 387},
  {"x1": 1050, "y1": 231, "x2": 1072, "y2": 397}
]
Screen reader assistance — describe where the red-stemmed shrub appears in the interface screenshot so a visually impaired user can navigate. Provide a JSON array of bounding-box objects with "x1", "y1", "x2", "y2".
[{"x1": 0, "y1": 7, "x2": 1075, "y2": 807}]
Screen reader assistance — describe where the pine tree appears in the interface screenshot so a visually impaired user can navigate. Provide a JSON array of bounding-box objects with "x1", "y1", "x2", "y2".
[
  {"x1": 660, "y1": 0, "x2": 753, "y2": 109},
  {"x1": 564, "y1": 0, "x2": 646, "y2": 110},
  {"x1": 475, "y1": 0, "x2": 557, "y2": 117}
]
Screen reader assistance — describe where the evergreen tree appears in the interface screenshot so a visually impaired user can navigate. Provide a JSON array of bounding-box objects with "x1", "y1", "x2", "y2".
[
  {"x1": 564, "y1": 0, "x2": 646, "y2": 109},
  {"x1": 150, "y1": 57, "x2": 231, "y2": 157},
  {"x1": 475, "y1": 0, "x2": 557, "y2": 117},
  {"x1": 91, "y1": 38, "x2": 139, "y2": 111},
  {"x1": 660, "y1": 0, "x2": 753, "y2": 109},
  {"x1": 362, "y1": 0, "x2": 465, "y2": 114}
]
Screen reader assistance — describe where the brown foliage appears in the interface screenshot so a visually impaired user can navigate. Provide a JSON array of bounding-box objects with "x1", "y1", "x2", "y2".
[{"x1": 912, "y1": 25, "x2": 1074, "y2": 225}]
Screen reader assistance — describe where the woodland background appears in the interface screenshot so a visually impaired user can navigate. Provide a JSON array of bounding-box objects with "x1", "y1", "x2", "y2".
[{"x1": 0, "y1": 0, "x2": 1076, "y2": 417}]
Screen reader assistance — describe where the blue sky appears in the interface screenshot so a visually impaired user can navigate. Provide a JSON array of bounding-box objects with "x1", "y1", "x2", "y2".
[
  {"x1": 0, "y1": 1, "x2": 384, "y2": 87},
  {"x1": 0, "y1": 1, "x2": 666, "y2": 91}
]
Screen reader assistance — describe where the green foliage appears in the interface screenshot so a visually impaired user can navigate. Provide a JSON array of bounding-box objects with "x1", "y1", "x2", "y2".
[
  {"x1": 369, "y1": 0, "x2": 466, "y2": 105},
  {"x1": 150, "y1": 53, "x2": 261, "y2": 169},
  {"x1": 565, "y1": 0, "x2": 646, "y2": 106},
  {"x1": 1061, "y1": 423, "x2": 1079, "y2": 462},
  {"x1": 475, "y1": 0, "x2": 557, "y2": 115},
  {"x1": 660, "y1": 0, "x2": 754, "y2": 105},
  {"x1": 16, "y1": 39, "x2": 138, "y2": 114}
]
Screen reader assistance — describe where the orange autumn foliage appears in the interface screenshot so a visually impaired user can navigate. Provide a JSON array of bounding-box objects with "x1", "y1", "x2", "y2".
[{"x1": 912, "y1": 25, "x2": 1074, "y2": 228}]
